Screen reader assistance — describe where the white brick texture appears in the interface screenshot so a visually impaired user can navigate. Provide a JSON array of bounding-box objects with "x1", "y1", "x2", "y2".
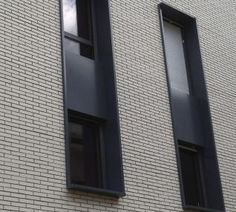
[{"x1": 0, "y1": 0, "x2": 235, "y2": 211}]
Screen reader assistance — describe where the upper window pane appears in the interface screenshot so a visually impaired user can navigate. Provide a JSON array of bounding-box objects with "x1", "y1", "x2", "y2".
[
  {"x1": 63, "y1": 0, "x2": 92, "y2": 41},
  {"x1": 77, "y1": 0, "x2": 92, "y2": 40},
  {"x1": 63, "y1": 0, "x2": 78, "y2": 36},
  {"x1": 163, "y1": 21, "x2": 190, "y2": 94}
]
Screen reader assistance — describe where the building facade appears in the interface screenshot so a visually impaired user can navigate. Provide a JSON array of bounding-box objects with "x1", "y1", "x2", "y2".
[{"x1": 0, "y1": 0, "x2": 236, "y2": 211}]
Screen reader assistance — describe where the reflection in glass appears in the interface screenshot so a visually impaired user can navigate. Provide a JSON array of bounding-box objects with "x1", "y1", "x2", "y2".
[
  {"x1": 69, "y1": 120, "x2": 101, "y2": 187},
  {"x1": 64, "y1": 38, "x2": 80, "y2": 55},
  {"x1": 63, "y1": 0, "x2": 78, "y2": 36},
  {"x1": 163, "y1": 21, "x2": 190, "y2": 94},
  {"x1": 70, "y1": 122, "x2": 83, "y2": 143},
  {"x1": 77, "y1": 0, "x2": 91, "y2": 40}
]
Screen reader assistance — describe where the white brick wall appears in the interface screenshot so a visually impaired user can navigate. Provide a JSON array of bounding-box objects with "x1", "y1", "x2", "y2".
[{"x1": 0, "y1": 0, "x2": 235, "y2": 211}]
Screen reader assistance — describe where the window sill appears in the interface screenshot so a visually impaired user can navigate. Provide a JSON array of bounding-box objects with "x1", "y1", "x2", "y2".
[
  {"x1": 183, "y1": 205, "x2": 225, "y2": 212},
  {"x1": 67, "y1": 183, "x2": 125, "y2": 198}
]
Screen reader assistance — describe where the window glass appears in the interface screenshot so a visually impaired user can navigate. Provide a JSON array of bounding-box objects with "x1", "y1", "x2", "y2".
[
  {"x1": 71, "y1": 145, "x2": 85, "y2": 184},
  {"x1": 64, "y1": 38, "x2": 80, "y2": 55},
  {"x1": 69, "y1": 120, "x2": 101, "y2": 187},
  {"x1": 179, "y1": 147, "x2": 204, "y2": 207},
  {"x1": 77, "y1": 0, "x2": 92, "y2": 40},
  {"x1": 70, "y1": 122, "x2": 83, "y2": 143},
  {"x1": 63, "y1": 0, "x2": 78, "y2": 36},
  {"x1": 163, "y1": 21, "x2": 190, "y2": 94}
]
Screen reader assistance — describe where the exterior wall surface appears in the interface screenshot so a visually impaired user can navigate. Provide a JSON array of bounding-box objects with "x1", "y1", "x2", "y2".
[{"x1": 0, "y1": 0, "x2": 235, "y2": 211}]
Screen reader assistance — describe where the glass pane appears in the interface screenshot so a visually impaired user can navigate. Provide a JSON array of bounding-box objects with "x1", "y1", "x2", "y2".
[
  {"x1": 179, "y1": 147, "x2": 204, "y2": 207},
  {"x1": 70, "y1": 145, "x2": 85, "y2": 184},
  {"x1": 77, "y1": 0, "x2": 91, "y2": 40},
  {"x1": 163, "y1": 21, "x2": 190, "y2": 94},
  {"x1": 69, "y1": 122, "x2": 83, "y2": 143},
  {"x1": 64, "y1": 38, "x2": 80, "y2": 55},
  {"x1": 84, "y1": 124, "x2": 100, "y2": 187},
  {"x1": 69, "y1": 120, "x2": 101, "y2": 187},
  {"x1": 63, "y1": 0, "x2": 78, "y2": 36}
]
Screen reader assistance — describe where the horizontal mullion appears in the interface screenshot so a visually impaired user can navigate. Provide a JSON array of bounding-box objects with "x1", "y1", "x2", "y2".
[
  {"x1": 178, "y1": 144, "x2": 198, "y2": 152},
  {"x1": 64, "y1": 32, "x2": 93, "y2": 46}
]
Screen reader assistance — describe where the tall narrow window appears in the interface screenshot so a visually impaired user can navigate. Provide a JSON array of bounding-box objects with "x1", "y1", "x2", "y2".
[
  {"x1": 61, "y1": 0, "x2": 125, "y2": 197},
  {"x1": 159, "y1": 3, "x2": 225, "y2": 211}
]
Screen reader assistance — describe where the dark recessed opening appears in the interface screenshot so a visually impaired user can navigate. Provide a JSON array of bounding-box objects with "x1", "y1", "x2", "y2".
[
  {"x1": 69, "y1": 117, "x2": 102, "y2": 188},
  {"x1": 80, "y1": 43, "x2": 94, "y2": 59},
  {"x1": 179, "y1": 143, "x2": 205, "y2": 207}
]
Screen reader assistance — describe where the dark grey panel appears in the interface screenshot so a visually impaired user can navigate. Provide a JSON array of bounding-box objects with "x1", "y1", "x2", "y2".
[
  {"x1": 171, "y1": 89, "x2": 204, "y2": 146},
  {"x1": 65, "y1": 50, "x2": 108, "y2": 118}
]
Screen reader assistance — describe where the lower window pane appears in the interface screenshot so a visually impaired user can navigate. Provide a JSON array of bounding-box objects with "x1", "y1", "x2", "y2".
[
  {"x1": 179, "y1": 146, "x2": 204, "y2": 207},
  {"x1": 70, "y1": 144, "x2": 85, "y2": 184},
  {"x1": 69, "y1": 119, "x2": 102, "y2": 188}
]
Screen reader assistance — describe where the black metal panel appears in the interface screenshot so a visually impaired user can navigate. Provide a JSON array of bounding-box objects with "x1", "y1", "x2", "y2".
[
  {"x1": 171, "y1": 88, "x2": 204, "y2": 146},
  {"x1": 65, "y1": 50, "x2": 108, "y2": 118}
]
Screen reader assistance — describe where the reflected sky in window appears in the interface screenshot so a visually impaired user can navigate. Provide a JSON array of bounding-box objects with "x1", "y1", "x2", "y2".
[{"x1": 63, "y1": 0, "x2": 78, "y2": 35}]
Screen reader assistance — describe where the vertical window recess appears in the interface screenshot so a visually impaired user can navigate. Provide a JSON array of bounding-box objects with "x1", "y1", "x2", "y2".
[
  {"x1": 163, "y1": 21, "x2": 190, "y2": 94},
  {"x1": 61, "y1": 0, "x2": 125, "y2": 197},
  {"x1": 159, "y1": 3, "x2": 225, "y2": 211}
]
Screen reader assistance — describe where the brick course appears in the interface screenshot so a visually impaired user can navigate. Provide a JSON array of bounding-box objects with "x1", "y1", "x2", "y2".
[{"x1": 0, "y1": 0, "x2": 235, "y2": 211}]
